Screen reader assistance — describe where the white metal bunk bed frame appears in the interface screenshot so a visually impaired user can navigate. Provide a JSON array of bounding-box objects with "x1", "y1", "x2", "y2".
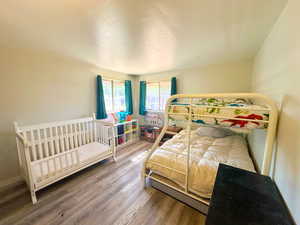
[{"x1": 143, "y1": 93, "x2": 278, "y2": 206}]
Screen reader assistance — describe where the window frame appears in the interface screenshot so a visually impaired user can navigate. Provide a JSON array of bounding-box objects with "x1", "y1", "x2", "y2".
[
  {"x1": 146, "y1": 80, "x2": 171, "y2": 112},
  {"x1": 103, "y1": 78, "x2": 126, "y2": 113}
]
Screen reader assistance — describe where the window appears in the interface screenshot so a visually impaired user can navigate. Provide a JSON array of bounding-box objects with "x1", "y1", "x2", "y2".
[
  {"x1": 103, "y1": 79, "x2": 125, "y2": 113},
  {"x1": 146, "y1": 81, "x2": 171, "y2": 112}
]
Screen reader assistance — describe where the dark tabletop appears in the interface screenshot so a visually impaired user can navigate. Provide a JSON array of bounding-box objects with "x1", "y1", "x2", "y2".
[{"x1": 205, "y1": 164, "x2": 295, "y2": 225}]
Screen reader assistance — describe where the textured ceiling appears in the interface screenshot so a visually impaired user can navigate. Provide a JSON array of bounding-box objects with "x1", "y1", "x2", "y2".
[{"x1": 0, "y1": 0, "x2": 287, "y2": 74}]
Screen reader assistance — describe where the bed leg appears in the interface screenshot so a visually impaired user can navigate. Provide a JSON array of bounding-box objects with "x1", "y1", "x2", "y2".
[
  {"x1": 31, "y1": 190, "x2": 37, "y2": 204},
  {"x1": 143, "y1": 175, "x2": 148, "y2": 188}
]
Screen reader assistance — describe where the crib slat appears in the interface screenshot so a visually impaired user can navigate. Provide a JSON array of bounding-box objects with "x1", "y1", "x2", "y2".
[
  {"x1": 103, "y1": 126, "x2": 106, "y2": 144},
  {"x1": 89, "y1": 121, "x2": 93, "y2": 143},
  {"x1": 49, "y1": 127, "x2": 55, "y2": 156},
  {"x1": 59, "y1": 126, "x2": 65, "y2": 152},
  {"x1": 20, "y1": 131, "x2": 28, "y2": 163},
  {"x1": 78, "y1": 123, "x2": 82, "y2": 146},
  {"x1": 99, "y1": 125, "x2": 102, "y2": 144},
  {"x1": 44, "y1": 128, "x2": 49, "y2": 157},
  {"x1": 86, "y1": 122, "x2": 89, "y2": 143},
  {"x1": 93, "y1": 121, "x2": 97, "y2": 142},
  {"x1": 82, "y1": 122, "x2": 87, "y2": 145},
  {"x1": 89, "y1": 122, "x2": 93, "y2": 142},
  {"x1": 69, "y1": 124, "x2": 74, "y2": 149},
  {"x1": 74, "y1": 123, "x2": 79, "y2": 148},
  {"x1": 54, "y1": 126, "x2": 60, "y2": 154},
  {"x1": 65, "y1": 125, "x2": 70, "y2": 151},
  {"x1": 85, "y1": 122, "x2": 88, "y2": 144},
  {"x1": 37, "y1": 129, "x2": 43, "y2": 160},
  {"x1": 30, "y1": 129, "x2": 37, "y2": 161},
  {"x1": 104, "y1": 126, "x2": 106, "y2": 144},
  {"x1": 88, "y1": 121, "x2": 92, "y2": 143},
  {"x1": 106, "y1": 127, "x2": 109, "y2": 145},
  {"x1": 21, "y1": 131, "x2": 27, "y2": 163},
  {"x1": 82, "y1": 122, "x2": 87, "y2": 144}
]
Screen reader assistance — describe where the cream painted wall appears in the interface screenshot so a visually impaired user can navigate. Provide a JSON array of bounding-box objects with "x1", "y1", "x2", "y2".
[
  {"x1": 0, "y1": 47, "x2": 134, "y2": 182},
  {"x1": 249, "y1": 0, "x2": 299, "y2": 223},
  {"x1": 139, "y1": 60, "x2": 253, "y2": 94},
  {"x1": 137, "y1": 61, "x2": 253, "y2": 127}
]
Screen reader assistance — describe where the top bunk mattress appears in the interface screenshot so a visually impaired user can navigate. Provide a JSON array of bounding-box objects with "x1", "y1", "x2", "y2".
[
  {"x1": 168, "y1": 98, "x2": 270, "y2": 129},
  {"x1": 146, "y1": 128, "x2": 255, "y2": 199}
]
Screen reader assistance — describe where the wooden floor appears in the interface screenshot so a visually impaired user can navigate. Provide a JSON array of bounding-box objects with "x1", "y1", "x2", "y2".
[{"x1": 0, "y1": 141, "x2": 206, "y2": 225}]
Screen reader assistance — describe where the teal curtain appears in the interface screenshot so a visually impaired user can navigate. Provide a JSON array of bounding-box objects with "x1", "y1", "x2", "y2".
[
  {"x1": 125, "y1": 80, "x2": 133, "y2": 115},
  {"x1": 171, "y1": 77, "x2": 177, "y2": 102},
  {"x1": 171, "y1": 77, "x2": 177, "y2": 95},
  {"x1": 96, "y1": 75, "x2": 107, "y2": 119},
  {"x1": 139, "y1": 81, "x2": 147, "y2": 115}
]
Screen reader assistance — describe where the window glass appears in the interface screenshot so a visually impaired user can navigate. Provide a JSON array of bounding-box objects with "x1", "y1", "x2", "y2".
[
  {"x1": 113, "y1": 81, "x2": 126, "y2": 112},
  {"x1": 146, "y1": 81, "x2": 170, "y2": 112},
  {"x1": 160, "y1": 81, "x2": 171, "y2": 111},
  {"x1": 103, "y1": 79, "x2": 113, "y2": 113},
  {"x1": 146, "y1": 82, "x2": 159, "y2": 111},
  {"x1": 103, "y1": 79, "x2": 125, "y2": 113}
]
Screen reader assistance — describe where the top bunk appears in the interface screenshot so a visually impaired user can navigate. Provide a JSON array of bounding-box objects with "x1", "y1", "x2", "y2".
[{"x1": 167, "y1": 93, "x2": 277, "y2": 131}]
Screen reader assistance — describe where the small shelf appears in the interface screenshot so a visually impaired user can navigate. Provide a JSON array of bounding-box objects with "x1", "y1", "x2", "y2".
[{"x1": 110, "y1": 119, "x2": 139, "y2": 149}]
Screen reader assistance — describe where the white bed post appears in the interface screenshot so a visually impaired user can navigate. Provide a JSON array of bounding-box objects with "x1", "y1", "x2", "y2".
[
  {"x1": 185, "y1": 98, "x2": 193, "y2": 192},
  {"x1": 14, "y1": 122, "x2": 23, "y2": 169},
  {"x1": 142, "y1": 96, "x2": 173, "y2": 186},
  {"x1": 25, "y1": 135, "x2": 37, "y2": 204},
  {"x1": 111, "y1": 125, "x2": 117, "y2": 162},
  {"x1": 261, "y1": 102, "x2": 278, "y2": 175},
  {"x1": 14, "y1": 122, "x2": 37, "y2": 204}
]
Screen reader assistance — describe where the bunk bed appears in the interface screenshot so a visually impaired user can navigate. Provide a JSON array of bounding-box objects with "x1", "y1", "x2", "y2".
[{"x1": 143, "y1": 93, "x2": 278, "y2": 212}]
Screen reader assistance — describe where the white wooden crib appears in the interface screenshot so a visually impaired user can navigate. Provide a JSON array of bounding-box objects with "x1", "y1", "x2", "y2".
[{"x1": 14, "y1": 115, "x2": 116, "y2": 204}]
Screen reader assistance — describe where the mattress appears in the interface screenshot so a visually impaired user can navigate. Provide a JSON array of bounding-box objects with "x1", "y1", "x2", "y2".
[
  {"x1": 146, "y1": 129, "x2": 255, "y2": 198},
  {"x1": 169, "y1": 98, "x2": 270, "y2": 129},
  {"x1": 32, "y1": 142, "x2": 110, "y2": 182}
]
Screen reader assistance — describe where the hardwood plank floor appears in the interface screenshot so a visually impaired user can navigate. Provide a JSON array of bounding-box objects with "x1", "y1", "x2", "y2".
[{"x1": 0, "y1": 141, "x2": 206, "y2": 225}]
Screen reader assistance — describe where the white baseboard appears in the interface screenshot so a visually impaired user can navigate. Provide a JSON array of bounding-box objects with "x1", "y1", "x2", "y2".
[{"x1": 0, "y1": 176, "x2": 23, "y2": 191}]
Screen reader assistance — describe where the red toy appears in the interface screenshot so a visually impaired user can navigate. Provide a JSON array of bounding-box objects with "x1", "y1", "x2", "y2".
[{"x1": 222, "y1": 114, "x2": 263, "y2": 128}]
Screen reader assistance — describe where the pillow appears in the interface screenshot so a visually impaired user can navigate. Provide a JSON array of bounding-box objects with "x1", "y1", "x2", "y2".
[{"x1": 196, "y1": 126, "x2": 235, "y2": 138}]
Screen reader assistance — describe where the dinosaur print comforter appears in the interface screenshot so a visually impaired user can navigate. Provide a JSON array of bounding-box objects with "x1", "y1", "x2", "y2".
[{"x1": 168, "y1": 98, "x2": 270, "y2": 129}]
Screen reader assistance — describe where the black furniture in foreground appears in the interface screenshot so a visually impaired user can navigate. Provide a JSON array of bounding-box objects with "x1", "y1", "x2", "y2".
[{"x1": 206, "y1": 164, "x2": 295, "y2": 225}]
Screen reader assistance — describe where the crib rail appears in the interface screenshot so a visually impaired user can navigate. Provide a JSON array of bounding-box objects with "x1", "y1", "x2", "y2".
[
  {"x1": 31, "y1": 148, "x2": 80, "y2": 182},
  {"x1": 15, "y1": 117, "x2": 100, "y2": 162},
  {"x1": 15, "y1": 134, "x2": 30, "y2": 185},
  {"x1": 95, "y1": 121, "x2": 114, "y2": 145},
  {"x1": 14, "y1": 115, "x2": 116, "y2": 204}
]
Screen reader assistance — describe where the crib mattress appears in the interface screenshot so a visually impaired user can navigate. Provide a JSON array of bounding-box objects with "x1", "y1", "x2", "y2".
[
  {"x1": 146, "y1": 130, "x2": 255, "y2": 198},
  {"x1": 32, "y1": 142, "x2": 110, "y2": 183}
]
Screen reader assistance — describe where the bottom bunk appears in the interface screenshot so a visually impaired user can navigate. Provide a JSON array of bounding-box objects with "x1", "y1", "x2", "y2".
[
  {"x1": 144, "y1": 126, "x2": 256, "y2": 208},
  {"x1": 148, "y1": 174, "x2": 210, "y2": 214}
]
